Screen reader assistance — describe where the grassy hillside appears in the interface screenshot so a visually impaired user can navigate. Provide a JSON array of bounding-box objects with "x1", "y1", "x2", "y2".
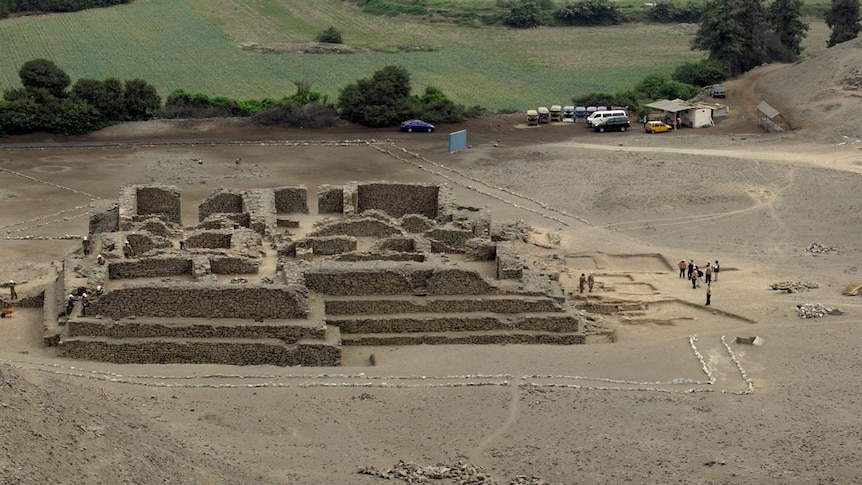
[{"x1": 0, "y1": 0, "x2": 828, "y2": 111}]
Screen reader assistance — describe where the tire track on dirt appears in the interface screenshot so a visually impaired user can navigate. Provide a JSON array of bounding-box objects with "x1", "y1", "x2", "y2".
[{"x1": 469, "y1": 382, "x2": 520, "y2": 462}]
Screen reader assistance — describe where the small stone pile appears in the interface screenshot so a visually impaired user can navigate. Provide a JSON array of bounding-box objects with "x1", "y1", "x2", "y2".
[
  {"x1": 358, "y1": 460, "x2": 496, "y2": 483},
  {"x1": 804, "y1": 242, "x2": 836, "y2": 254},
  {"x1": 771, "y1": 281, "x2": 819, "y2": 292},
  {"x1": 357, "y1": 460, "x2": 550, "y2": 484},
  {"x1": 795, "y1": 303, "x2": 843, "y2": 319}
]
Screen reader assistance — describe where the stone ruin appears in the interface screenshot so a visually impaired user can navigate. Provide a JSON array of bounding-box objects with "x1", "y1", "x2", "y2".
[{"x1": 43, "y1": 182, "x2": 584, "y2": 366}]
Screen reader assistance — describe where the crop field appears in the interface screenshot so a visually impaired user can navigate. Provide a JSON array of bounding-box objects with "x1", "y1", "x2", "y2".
[{"x1": 0, "y1": 0, "x2": 828, "y2": 111}]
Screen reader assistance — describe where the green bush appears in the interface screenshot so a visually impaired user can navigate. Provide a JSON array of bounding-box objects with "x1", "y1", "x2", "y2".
[
  {"x1": 337, "y1": 66, "x2": 416, "y2": 127},
  {"x1": 635, "y1": 74, "x2": 699, "y2": 100},
  {"x1": 316, "y1": 26, "x2": 343, "y2": 44},
  {"x1": 252, "y1": 101, "x2": 340, "y2": 128},
  {"x1": 355, "y1": 0, "x2": 427, "y2": 16},
  {"x1": 672, "y1": 59, "x2": 729, "y2": 87},
  {"x1": 555, "y1": 0, "x2": 622, "y2": 26},
  {"x1": 504, "y1": 1, "x2": 545, "y2": 28},
  {"x1": 649, "y1": 0, "x2": 703, "y2": 22}
]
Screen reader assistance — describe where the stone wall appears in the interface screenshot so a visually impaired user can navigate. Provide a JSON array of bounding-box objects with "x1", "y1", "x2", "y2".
[
  {"x1": 306, "y1": 236, "x2": 357, "y2": 255},
  {"x1": 333, "y1": 252, "x2": 426, "y2": 262},
  {"x1": 136, "y1": 218, "x2": 181, "y2": 238},
  {"x1": 325, "y1": 296, "x2": 562, "y2": 315},
  {"x1": 198, "y1": 213, "x2": 251, "y2": 230},
  {"x1": 89, "y1": 284, "x2": 308, "y2": 319},
  {"x1": 399, "y1": 214, "x2": 435, "y2": 233},
  {"x1": 317, "y1": 185, "x2": 344, "y2": 214},
  {"x1": 304, "y1": 263, "x2": 499, "y2": 296},
  {"x1": 199, "y1": 190, "x2": 244, "y2": 222},
  {"x1": 209, "y1": 255, "x2": 260, "y2": 274},
  {"x1": 496, "y1": 242, "x2": 524, "y2": 280},
  {"x1": 309, "y1": 217, "x2": 403, "y2": 238},
  {"x1": 426, "y1": 224, "x2": 474, "y2": 248},
  {"x1": 67, "y1": 318, "x2": 323, "y2": 342},
  {"x1": 185, "y1": 231, "x2": 232, "y2": 249},
  {"x1": 328, "y1": 313, "x2": 578, "y2": 334},
  {"x1": 135, "y1": 186, "x2": 181, "y2": 223},
  {"x1": 62, "y1": 338, "x2": 339, "y2": 366},
  {"x1": 108, "y1": 257, "x2": 193, "y2": 279},
  {"x1": 373, "y1": 236, "x2": 415, "y2": 253},
  {"x1": 274, "y1": 186, "x2": 308, "y2": 214},
  {"x1": 356, "y1": 182, "x2": 439, "y2": 219},
  {"x1": 126, "y1": 232, "x2": 173, "y2": 255}
]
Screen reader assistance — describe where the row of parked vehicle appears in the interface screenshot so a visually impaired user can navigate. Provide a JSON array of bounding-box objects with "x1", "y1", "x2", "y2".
[{"x1": 526, "y1": 105, "x2": 634, "y2": 132}]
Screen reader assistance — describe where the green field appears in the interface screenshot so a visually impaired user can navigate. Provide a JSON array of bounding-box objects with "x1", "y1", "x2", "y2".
[{"x1": 0, "y1": 0, "x2": 829, "y2": 111}]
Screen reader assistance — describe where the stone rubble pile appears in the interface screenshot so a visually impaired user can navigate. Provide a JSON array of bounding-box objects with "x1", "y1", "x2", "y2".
[
  {"x1": 795, "y1": 303, "x2": 843, "y2": 319},
  {"x1": 804, "y1": 242, "x2": 835, "y2": 253},
  {"x1": 357, "y1": 460, "x2": 550, "y2": 484},
  {"x1": 770, "y1": 281, "x2": 819, "y2": 292}
]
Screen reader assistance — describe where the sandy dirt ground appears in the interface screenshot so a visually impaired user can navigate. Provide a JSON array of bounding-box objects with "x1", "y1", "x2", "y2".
[{"x1": 2, "y1": 58, "x2": 862, "y2": 484}]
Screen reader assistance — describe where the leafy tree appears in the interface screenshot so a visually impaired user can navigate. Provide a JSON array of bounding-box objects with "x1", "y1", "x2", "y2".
[
  {"x1": 672, "y1": 59, "x2": 729, "y2": 86},
  {"x1": 769, "y1": 0, "x2": 808, "y2": 55},
  {"x1": 337, "y1": 65, "x2": 416, "y2": 127},
  {"x1": 413, "y1": 86, "x2": 467, "y2": 124},
  {"x1": 123, "y1": 79, "x2": 161, "y2": 120},
  {"x1": 316, "y1": 26, "x2": 343, "y2": 44},
  {"x1": 18, "y1": 59, "x2": 70, "y2": 98},
  {"x1": 49, "y1": 99, "x2": 105, "y2": 135},
  {"x1": 635, "y1": 74, "x2": 699, "y2": 100},
  {"x1": 692, "y1": 0, "x2": 769, "y2": 75},
  {"x1": 504, "y1": 1, "x2": 545, "y2": 28},
  {"x1": 0, "y1": 98, "x2": 42, "y2": 135},
  {"x1": 825, "y1": 0, "x2": 861, "y2": 46},
  {"x1": 555, "y1": 0, "x2": 622, "y2": 26}
]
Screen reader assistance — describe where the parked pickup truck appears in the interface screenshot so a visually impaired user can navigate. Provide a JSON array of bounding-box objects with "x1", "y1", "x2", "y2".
[{"x1": 709, "y1": 84, "x2": 726, "y2": 98}]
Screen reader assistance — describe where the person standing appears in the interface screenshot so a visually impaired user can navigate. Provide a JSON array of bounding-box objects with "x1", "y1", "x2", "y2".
[
  {"x1": 82, "y1": 236, "x2": 91, "y2": 256},
  {"x1": 687, "y1": 260, "x2": 694, "y2": 280},
  {"x1": 80, "y1": 293, "x2": 90, "y2": 316},
  {"x1": 705, "y1": 284, "x2": 712, "y2": 305},
  {"x1": 678, "y1": 259, "x2": 687, "y2": 278},
  {"x1": 713, "y1": 260, "x2": 720, "y2": 282},
  {"x1": 691, "y1": 267, "x2": 698, "y2": 289},
  {"x1": 9, "y1": 280, "x2": 18, "y2": 300},
  {"x1": 587, "y1": 273, "x2": 595, "y2": 292},
  {"x1": 578, "y1": 273, "x2": 587, "y2": 294},
  {"x1": 705, "y1": 262, "x2": 713, "y2": 285},
  {"x1": 66, "y1": 293, "x2": 76, "y2": 316}
]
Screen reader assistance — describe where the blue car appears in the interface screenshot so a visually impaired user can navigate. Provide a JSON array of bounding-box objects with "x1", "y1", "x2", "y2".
[{"x1": 400, "y1": 119, "x2": 435, "y2": 132}]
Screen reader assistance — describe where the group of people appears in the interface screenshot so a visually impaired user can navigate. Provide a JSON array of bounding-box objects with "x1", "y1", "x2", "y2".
[
  {"x1": 679, "y1": 259, "x2": 719, "y2": 305},
  {"x1": 66, "y1": 285, "x2": 102, "y2": 317},
  {"x1": 578, "y1": 273, "x2": 595, "y2": 294}
]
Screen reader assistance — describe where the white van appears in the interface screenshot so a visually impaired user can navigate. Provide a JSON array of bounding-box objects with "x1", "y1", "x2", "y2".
[{"x1": 586, "y1": 109, "x2": 627, "y2": 127}]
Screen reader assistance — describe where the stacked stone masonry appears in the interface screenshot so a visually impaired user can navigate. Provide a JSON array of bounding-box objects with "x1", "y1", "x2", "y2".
[{"x1": 58, "y1": 182, "x2": 584, "y2": 367}]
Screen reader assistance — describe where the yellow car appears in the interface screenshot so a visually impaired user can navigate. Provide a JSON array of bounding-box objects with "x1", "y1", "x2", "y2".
[{"x1": 645, "y1": 121, "x2": 673, "y2": 133}]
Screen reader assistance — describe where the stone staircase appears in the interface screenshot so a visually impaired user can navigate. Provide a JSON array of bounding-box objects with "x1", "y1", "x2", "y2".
[
  {"x1": 60, "y1": 297, "x2": 341, "y2": 366},
  {"x1": 323, "y1": 295, "x2": 584, "y2": 346}
]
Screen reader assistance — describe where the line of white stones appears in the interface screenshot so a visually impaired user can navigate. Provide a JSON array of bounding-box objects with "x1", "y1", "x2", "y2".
[
  {"x1": 689, "y1": 335, "x2": 718, "y2": 384},
  {"x1": 298, "y1": 381, "x2": 509, "y2": 389},
  {"x1": 3, "y1": 213, "x2": 89, "y2": 239},
  {"x1": 0, "y1": 204, "x2": 90, "y2": 231},
  {"x1": 0, "y1": 166, "x2": 99, "y2": 199},
  {"x1": 519, "y1": 382, "x2": 714, "y2": 394},
  {"x1": 720, "y1": 336, "x2": 755, "y2": 395},
  {"x1": 372, "y1": 144, "x2": 572, "y2": 227}
]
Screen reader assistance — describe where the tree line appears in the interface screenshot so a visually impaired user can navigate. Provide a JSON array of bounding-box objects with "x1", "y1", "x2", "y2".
[
  {"x1": 0, "y1": 59, "x2": 475, "y2": 135},
  {"x1": 0, "y1": 0, "x2": 131, "y2": 18}
]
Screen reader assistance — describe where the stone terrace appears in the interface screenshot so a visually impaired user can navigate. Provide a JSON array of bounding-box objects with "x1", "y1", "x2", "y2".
[{"x1": 51, "y1": 182, "x2": 584, "y2": 366}]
